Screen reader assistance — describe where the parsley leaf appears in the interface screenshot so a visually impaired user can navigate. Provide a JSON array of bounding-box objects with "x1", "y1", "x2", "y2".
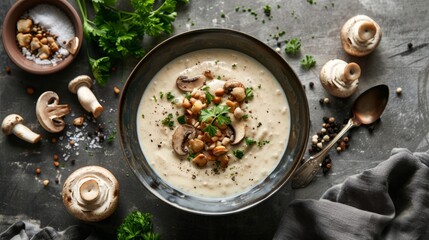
[
  {"x1": 177, "y1": 115, "x2": 186, "y2": 124},
  {"x1": 161, "y1": 113, "x2": 174, "y2": 128},
  {"x1": 201, "y1": 86, "x2": 214, "y2": 104},
  {"x1": 301, "y1": 55, "x2": 316, "y2": 69},
  {"x1": 245, "y1": 137, "x2": 256, "y2": 146},
  {"x1": 117, "y1": 211, "x2": 159, "y2": 240},
  {"x1": 199, "y1": 105, "x2": 231, "y2": 137},
  {"x1": 245, "y1": 87, "x2": 254, "y2": 100},
  {"x1": 284, "y1": 38, "x2": 301, "y2": 55},
  {"x1": 107, "y1": 129, "x2": 116, "y2": 142},
  {"x1": 233, "y1": 149, "x2": 245, "y2": 159},
  {"x1": 167, "y1": 92, "x2": 175, "y2": 102},
  {"x1": 88, "y1": 56, "x2": 110, "y2": 86}
]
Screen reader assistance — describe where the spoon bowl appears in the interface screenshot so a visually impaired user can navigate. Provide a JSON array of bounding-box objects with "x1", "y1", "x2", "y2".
[
  {"x1": 353, "y1": 84, "x2": 389, "y2": 125},
  {"x1": 291, "y1": 84, "x2": 389, "y2": 188}
]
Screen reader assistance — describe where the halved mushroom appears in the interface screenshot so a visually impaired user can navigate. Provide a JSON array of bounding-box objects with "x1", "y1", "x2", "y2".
[
  {"x1": 172, "y1": 124, "x2": 196, "y2": 155},
  {"x1": 340, "y1": 15, "x2": 382, "y2": 57},
  {"x1": 176, "y1": 75, "x2": 206, "y2": 92},
  {"x1": 62, "y1": 166, "x2": 119, "y2": 222},
  {"x1": 66, "y1": 37, "x2": 80, "y2": 55},
  {"x1": 229, "y1": 115, "x2": 246, "y2": 145},
  {"x1": 36, "y1": 91, "x2": 70, "y2": 133}
]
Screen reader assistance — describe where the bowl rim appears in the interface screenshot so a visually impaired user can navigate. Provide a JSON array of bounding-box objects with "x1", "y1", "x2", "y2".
[
  {"x1": 118, "y1": 28, "x2": 310, "y2": 215},
  {"x1": 1, "y1": 0, "x2": 83, "y2": 75}
]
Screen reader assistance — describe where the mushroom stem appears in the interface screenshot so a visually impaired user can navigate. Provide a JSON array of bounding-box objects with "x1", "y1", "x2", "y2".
[
  {"x1": 342, "y1": 62, "x2": 361, "y2": 84},
  {"x1": 356, "y1": 21, "x2": 377, "y2": 43},
  {"x1": 79, "y1": 179, "x2": 100, "y2": 203},
  {"x1": 319, "y1": 59, "x2": 360, "y2": 98},
  {"x1": 340, "y1": 15, "x2": 382, "y2": 57},
  {"x1": 12, "y1": 123, "x2": 42, "y2": 144},
  {"x1": 76, "y1": 86, "x2": 104, "y2": 118}
]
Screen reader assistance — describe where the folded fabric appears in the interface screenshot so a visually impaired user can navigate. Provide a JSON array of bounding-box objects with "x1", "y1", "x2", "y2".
[
  {"x1": 274, "y1": 148, "x2": 429, "y2": 240},
  {"x1": 0, "y1": 221, "x2": 92, "y2": 240}
]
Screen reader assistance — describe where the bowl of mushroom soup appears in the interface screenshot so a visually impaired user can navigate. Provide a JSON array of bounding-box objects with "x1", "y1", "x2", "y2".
[
  {"x1": 118, "y1": 29, "x2": 310, "y2": 215},
  {"x1": 2, "y1": 0, "x2": 83, "y2": 74}
]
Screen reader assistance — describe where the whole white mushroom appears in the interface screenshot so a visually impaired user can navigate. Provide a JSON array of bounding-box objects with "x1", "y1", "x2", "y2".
[
  {"x1": 340, "y1": 15, "x2": 382, "y2": 57},
  {"x1": 320, "y1": 59, "x2": 361, "y2": 98},
  {"x1": 1, "y1": 114, "x2": 41, "y2": 143},
  {"x1": 62, "y1": 166, "x2": 119, "y2": 222}
]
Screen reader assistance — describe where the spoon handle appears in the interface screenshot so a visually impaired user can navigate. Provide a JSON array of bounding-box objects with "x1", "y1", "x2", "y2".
[{"x1": 291, "y1": 118, "x2": 357, "y2": 189}]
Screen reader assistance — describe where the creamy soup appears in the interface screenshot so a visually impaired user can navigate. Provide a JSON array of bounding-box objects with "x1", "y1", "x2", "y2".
[{"x1": 137, "y1": 49, "x2": 290, "y2": 198}]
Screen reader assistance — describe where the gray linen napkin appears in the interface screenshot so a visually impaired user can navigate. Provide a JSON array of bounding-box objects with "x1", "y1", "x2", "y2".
[
  {"x1": 274, "y1": 148, "x2": 429, "y2": 240},
  {"x1": 0, "y1": 221, "x2": 92, "y2": 240}
]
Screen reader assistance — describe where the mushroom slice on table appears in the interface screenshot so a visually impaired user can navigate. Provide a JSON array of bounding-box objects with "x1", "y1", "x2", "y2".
[
  {"x1": 320, "y1": 59, "x2": 361, "y2": 98},
  {"x1": 1, "y1": 114, "x2": 41, "y2": 143},
  {"x1": 36, "y1": 91, "x2": 70, "y2": 133},
  {"x1": 172, "y1": 124, "x2": 196, "y2": 156},
  {"x1": 176, "y1": 75, "x2": 206, "y2": 92},
  {"x1": 62, "y1": 166, "x2": 119, "y2": 222},
  {"x1": 340, "y1": 15, "x2": 382, "y2": 57},
  {"x1": 68, "y1": 75, "x2": 104, "y2": 118}
]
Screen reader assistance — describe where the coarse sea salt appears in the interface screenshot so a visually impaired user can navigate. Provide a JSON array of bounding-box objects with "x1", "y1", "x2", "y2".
[{"x1": 27, "y1": 4, "x2": 75, "y2": 48}]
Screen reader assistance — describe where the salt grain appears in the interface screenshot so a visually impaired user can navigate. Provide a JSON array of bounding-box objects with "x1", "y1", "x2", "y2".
[{"x1": 27, "y1": 4, "x2": 75, "y2": 47}]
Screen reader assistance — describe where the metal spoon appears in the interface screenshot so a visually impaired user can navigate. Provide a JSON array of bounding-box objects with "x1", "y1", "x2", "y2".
[{"x1": 291, "y1": 84, "x2": 389, "y2": 189}]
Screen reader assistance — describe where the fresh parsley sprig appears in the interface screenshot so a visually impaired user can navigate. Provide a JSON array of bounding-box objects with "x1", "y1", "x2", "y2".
[
  {"x1": 284, "y1": 38, "x2": 301, "y2": 55},
  {"x1": 76, "y1": 0, "x2": 188, "y2": 86},
  {"x1": 301, "y1": 55, "x2": 316, "y2": 69},
  {"x1": 199, "y1": 105, "x2": 231, "y2": 137},
  {"x1": 117, "y1": 211, "x2": 159, "y2": 240}
]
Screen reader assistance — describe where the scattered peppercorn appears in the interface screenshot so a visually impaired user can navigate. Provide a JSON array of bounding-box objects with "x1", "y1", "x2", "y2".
[
  {"x1": 408, "y1": 43, "x2": 413, "y2": 50},
  {"x1": 71, "y1": 159, "x2": 76, "y2": 165},
  {"x1": 73, "y1": 117, "x2": 84, "y2": 127},
  {"x1": 396, "y1": 87, "x2": 402, "y2": 95},
  {"x1": 55, "y1": 178, "x2": 59, "y2": 184},
  {"x1": 5, "y1": 66, "x2": 11, "y2": 74},
  {"x1": 51, "y1": 137, "x2": 57, "y2": 144},
  {"x1": 309, "y1": 82, "x2": 314, "y2": 89},
  {"x1": 53, "y1": 154, "x2": 59, "y2": 161},
  {"x1": 308, "y1": 116, "x2": 353, "y2": 174},
  {"x1": 113, "y1": 86, "x2": 121, "y2": 95},
  {"x1": 323, "y1": 97, "x2": 330, "y2": 104},
  {"x1": 26, "y1": 87, "x2": 35, "y2": 95},
  {"x1": 43, "y1": 180, "x2": 49, "y2": 187}
]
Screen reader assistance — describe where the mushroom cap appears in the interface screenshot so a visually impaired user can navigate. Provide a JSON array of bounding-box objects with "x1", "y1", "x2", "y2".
[
  {"x1": 320, "y1": 59, "x2": 360, "y2": 98},
  {"x1": 176, "y1": 75, "x2": 206, "y2": 92},
  {"x1": 68, "y1": 75, "x2": 92, "y2": 94},
  {"x1": 2, "y1": 114, "x2": 24, "y2": 135},
  {"x1": 340, "y1": 15, "x2": 382, "y2": 57},
  {"x1": 172, "y1": 124, "x2": 196, "y2": 156},
  {"x1": 223, "y1": 80, "x2": 245, "y2": 93},
  {"x1": 36, "y1": 91, "x2": 70, "y2": 133},
  {"x1": 62, "y1": 166, "x2": 119, "y2": 222}
]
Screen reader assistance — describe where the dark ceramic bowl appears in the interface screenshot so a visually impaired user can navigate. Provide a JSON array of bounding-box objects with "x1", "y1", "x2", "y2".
[
  {"x1": 119, "y1": 29, "x2": 310, "y2": 215},
  {"x1": 2, "y1": 0, "x2": 83, "y2": 74}
]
